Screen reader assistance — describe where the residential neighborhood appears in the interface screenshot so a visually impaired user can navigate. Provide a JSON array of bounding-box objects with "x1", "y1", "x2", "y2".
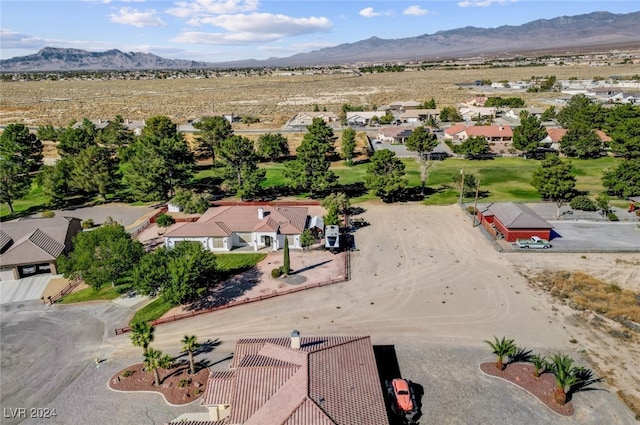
[{"x1": 1, "y1": 67, "x2": 640, "y2": 425}]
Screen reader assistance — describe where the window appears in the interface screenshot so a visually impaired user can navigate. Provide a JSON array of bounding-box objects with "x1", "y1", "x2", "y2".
[
  {"x1": 212, "y1": 238, "x2": 224, "y2": 248},
  {"x1": 237, "y1": 233, "x2": 252, "y2": 244}
]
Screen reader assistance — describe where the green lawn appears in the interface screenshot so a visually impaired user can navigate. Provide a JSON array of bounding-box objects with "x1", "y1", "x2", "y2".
[
  {"x1": 58, "y1": 285, "x2": 122, "y2": 304},
  {"x1": 0, "y1": 184, "x2": 50, "y2": 220},
  {"x1": 129, "y1": 252, "x2": 267, "y2": 325}
]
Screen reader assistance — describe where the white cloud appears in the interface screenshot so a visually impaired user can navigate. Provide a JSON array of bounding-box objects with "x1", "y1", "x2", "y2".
[
  {"x1": 458, "y1": 0, "x2": 516, "y2": 7},
  {"x1": 167, "y1": 0, "x2": 259, "y2": 20},
  {"x1": 359, "y1": 7, "x2": 381, "y2": 18},
  {"x1": 194, "y1": 13, "x2": 331, "y2": 34},
  {"x1": 108, "y1": 7, "x2": 167, "y2": 27},
  {"x1": 403, "y1": 5, "x2": 430, "y2": 16},
  {"x1": 1, "y1": 30, "x2": 45, "y2": 49},
  {"x1": 173, "y1": 31, "x2": 276, "y2": 44}
]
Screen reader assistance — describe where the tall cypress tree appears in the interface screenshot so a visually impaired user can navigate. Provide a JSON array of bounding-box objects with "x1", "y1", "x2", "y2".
[{"x1": 283, "y1": 237, "x2": 290, "y2": 275}]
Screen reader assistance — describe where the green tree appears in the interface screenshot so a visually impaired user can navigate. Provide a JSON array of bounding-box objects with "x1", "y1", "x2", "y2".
[
  {"x1": 38, "y1": 159, "x2": 76, "y2": 207},
  {"x1": 323, "y1": 206, "x2": 341, "y2": 226},
  {"x1": 300, "y1": 229, "x2": 314, "y2": 249},
  {"x1": 452, "y1": 172, "x2": 479, "y2": 198},
  {"x1": 541, "y1": 106, "x2": 557, "y2": 122},
  {"x1": 282, "y1": 237, "x2": 290, "y2": 275},
  {"x1": 595, "y1": 193, "x2": 610, "y2": 214},
  {"x1": 218, "y1": 135, "x2": 265, "y2": 200},
  {"x1": 57, "y1": 121, "x2": 97, "y2": 156},
  {"x1": 559, "y1": 124, "x2": 603, "y2": 158},
  {"x1": 257, "y1": 132, "x2": 289, "y2": 161},
  {"x1": 304, "y1": 117, "x2": 337, "y2": 156},
  {"x1": 96, "y1": 115, "x2": 134, "y2": 148},
  {"x1": 602, "y1": 159, "x2": 640, "y2": 197},
  {"x1": 170, "y1": 188, "x2": 210, "y2": 214},
  {"x1": 121, "y1": 134, "x2": 194, "y2": 201},
  {"x1": 144, "y1": 347, "x2": 173, "y2": 387},
  {"x1": 549, "y1": 354, "x2": 579, "y2": 406},
  {"x1": 557, "y1": 94, "x2": 604, "y2": 129},
  {"x1": 365, "y1": 149, "x2": 407, "y2": 202},
  {"x1": 36, "y1": 124, "x2": 60, "y2": 141},
  {"x1": 456, "y1": 136, "x2": 491, "y2": 158},
  {"x1": 422, "y1": 98, "x2": 436, "y2": 109},
  {"x1": 142, "y1": 115, "x2": 178, "y2": 140},
  {"x1": 0, "y1": 123, "x2": 43, "y2": 213},
  {"x1": 512, "y1": 111, "x2": 548, "y2": 155},
  {"x1": 68, "y1": 145, "x2": 118, "y2": 200},
  {"x1": 531, "y1": 154, "x2": 576, "y2": 217},
  {"x1": 406, "y1": 126, "x2": 438, "y2": 195},
  {"x1": 439, "y1": 106, "x2": 462, "y2": 122},
  {"x1": 181, "y1": 335, "x2": 200, "y2": 376},
  {"x1": 340, "y1": 127, "x2": 357, "y2": 165},
  {"x1": 130, "y1": 322, "x2": 154, "y2": 358},
  {"x1": 57, "y1": 223, "x2": 144, "y2": 289},
  {"x1": 484, "y1": 336, "x2": 517, "y2": 370},
  {"x1": 321, "y1": 192, "x2": 350, "y2": 215},
  {"x1": 193, "y1": 116, "x2": 233, "y2": 163},
  {"x1": 379, "y1": 110, "x2": 394, "y2": 125},
  {"x1": 608, "y1": 117, "x2": 640, "y2": 159},
  {"x1": 283, "y1": 133, "x2": 336, "y2": 197},
  {"x1": 132, "y1": 242, "x2": 218, "y2": 306}
]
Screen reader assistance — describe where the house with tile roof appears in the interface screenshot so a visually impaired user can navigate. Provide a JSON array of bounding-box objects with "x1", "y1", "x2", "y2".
[
  {"x1": 163, "y1": 205, "x2": 309, "y2": 252},
  {"x1": 542, "y1": 128, "x2": 611, "y2": 152},
  {"x1": 455, "y1": 125, "x2": 514, "y2": 154},
  {"x1": 399, "y1": 109, "x2": 440, "y2": 124},
  {"x1": 289, "y1": 112, "x2": 339, "y2": 126},
  {"x1": 377, "y1": 126, "x2": 414, "y2": 143},
  {"x1": 173, "y1": 332, "x2": 390, "y2": 425},
  {"x1": 0, "y1": 217, "x2": 82, "y2": 281}
]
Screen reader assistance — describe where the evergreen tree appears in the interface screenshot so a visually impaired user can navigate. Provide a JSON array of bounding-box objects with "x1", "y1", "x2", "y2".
[
  {"x1": 340, "y1": 127, "x2": 357, "y2": 165},
  {"x1": 531, "y1": 154, "x2": 576, "y2": 217},
  {"x1": 512, "y1": 111, "x2": 548, "y2": 155},
  {"x1": 365, "y1": 149, "x2": 407, "y2": 202},
  {"x1": 283, "y1": 237, "x2": 290, "y2": 275},
  {"x1": 193, "y1": 116, "x2": 233, "y2": 162}
]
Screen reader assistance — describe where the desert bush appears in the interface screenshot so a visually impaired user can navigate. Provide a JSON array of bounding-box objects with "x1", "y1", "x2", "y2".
[
  {"x1": 178, "y1": 378, "x2": 191, "y2": 388},
  {"x1": 569, "y1": 195, "x2": 597, "y2": 211},
  {"x1": 271, "y1": 268, "x2": 282, "y2": 278},
  {"x1": 81, "y1": 219, "x2": 94, "y2": 229},
  {"x1": 607, "y1": 212, "x2": 619, "y2": 221},
  {"x1": 155, "y1": 213, "x2": 175, "y2": 227},
  {"x1": 122, "y1": 370, "x2": 134, "y2": 378},
  {"x1": 41, "y1": 210, "x2": 55, "y2": 218}
]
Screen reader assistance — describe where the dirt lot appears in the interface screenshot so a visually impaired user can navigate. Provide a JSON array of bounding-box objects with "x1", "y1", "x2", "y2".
[
  {"x1": 107, "y1": 202, "x2": 637, "y2": 424},
  {"x1": 3, "y1": 64, "x2": 639, "y2": 127}
]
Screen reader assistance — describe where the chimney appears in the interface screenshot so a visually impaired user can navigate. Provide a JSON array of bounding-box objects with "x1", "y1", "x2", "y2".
[
  {"x1": 258, "y1": 207, "x2": 264, "y2": 220},
  {"x1": 291, "y1": 330, "x2": 300, "y2": 349},
  {"x1": 499, "y1": 125, "x2": 503, "y2": 131}
]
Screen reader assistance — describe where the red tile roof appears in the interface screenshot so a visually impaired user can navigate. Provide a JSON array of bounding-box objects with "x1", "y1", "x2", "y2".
[
  {"x1": 464, "y1": 125, "x2": 513, "y2": 138},
  {"x1": 165, "y1": 206, "x2": 308, "y2": 239},
  {"x1": 202, "y1": 335, "x2": 389, "y2": 425}
]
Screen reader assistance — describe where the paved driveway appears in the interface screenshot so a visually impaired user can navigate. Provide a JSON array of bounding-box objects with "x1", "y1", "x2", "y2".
[{"x1": 0, "y1": 275, "x2": 51, "y2": 304}]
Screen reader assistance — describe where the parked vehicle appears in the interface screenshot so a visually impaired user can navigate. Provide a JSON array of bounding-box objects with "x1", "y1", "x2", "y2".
[
  {"x1": 515, "y1": 236, "x2": 552, "y2": 249},
  {"x1": 386, "y1": 378, "x2": 418, "y2": 415}
]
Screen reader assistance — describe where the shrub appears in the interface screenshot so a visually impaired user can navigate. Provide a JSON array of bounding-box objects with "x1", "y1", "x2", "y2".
[
  {"x1": 41, "y1": 210, "x2": 55, "y2": 218},
  {"x1": 467, "y1": 206, "x2": 477, "y2": 215},
  {"x1": 271, "y1": 268, "x2": 282, "y2": 278},
  {"x1": 607, "y1": 212, "x2": 619, "y2": 221},
  {"x1": 569, "y1": 195, "x2": 597, "y2": 211},
  {"x1": 81, "y1": 219, "x2": 94, "y2": 229},
  {"x1": 155, "y1": 213, "x2": 175, "y2": 227},
  {"x1": 178, "y1": 378, "x2": 191, "y2": 388},
  {"x1": 193, "y1": 388, "x2": 202, "y2": 396},
  {"x1": 122, "y1": 370, "x2": 134, "y2": 378}
]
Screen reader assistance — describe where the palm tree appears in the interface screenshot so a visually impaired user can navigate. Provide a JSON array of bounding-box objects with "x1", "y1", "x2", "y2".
[
  {"x1": 484, "y1": 336, "x2": 517, "y2": 370},
  {"x1": 549, "y1": 354, "x2": 579, "y2": 405},
  {"x1": 530, "y1": 354, "x2": 548, "y2": 378},
  {"x1": 181, "y1": 335, "x2": 200, "y2": 376},
  {"x1": 130, "y1": 322, "x2": 154, "y2": 358},
  {"x1": 144, "y1": 347, "x2": 173, "y2": 387}
]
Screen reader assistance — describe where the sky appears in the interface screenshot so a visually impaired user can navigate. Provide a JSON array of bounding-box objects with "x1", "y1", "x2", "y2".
[{"x1": 1, "y1": 0, "x2": 639, "y2": 63}]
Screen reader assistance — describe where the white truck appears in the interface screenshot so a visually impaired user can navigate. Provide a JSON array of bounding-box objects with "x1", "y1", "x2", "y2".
[{"x1": 515, "y1": 236, "x2": 552, "y2": 249}]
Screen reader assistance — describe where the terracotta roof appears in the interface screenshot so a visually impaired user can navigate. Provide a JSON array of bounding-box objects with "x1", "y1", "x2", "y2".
[
  {"x1": 166, "y1": 206, "x2": 308, "y2": 240},
  {"x1": 202, "y1": 335, "x2": 389, "y2": 425},
  {"x1": 464, "y1": 125, "x2": 513, "y2": 138},
  {"x1": 484, "y1": 202, "x2": 552, "y2": 229},
  {"x1": 444, "y1": 124, "x2": 468, "y2": 136},
  {"x1": 546, "y1": 128, "x2": 567, "y2": 142},
  {"x1": 0, "y1": 217, "x2": 80, "y2": 266}
]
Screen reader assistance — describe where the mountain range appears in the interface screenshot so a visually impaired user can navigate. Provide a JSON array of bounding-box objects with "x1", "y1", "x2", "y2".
[{"x1": 1, "y1": 11, "x2": 639, "y2": 71}]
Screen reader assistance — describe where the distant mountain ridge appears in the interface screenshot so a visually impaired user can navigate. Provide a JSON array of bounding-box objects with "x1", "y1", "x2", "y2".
[
  {"x1": 1, "y1": 10, "x2": 639, "y2": 71},
  {"x1": 0, "y1": 47, "x2": 213, "y2": 71}
]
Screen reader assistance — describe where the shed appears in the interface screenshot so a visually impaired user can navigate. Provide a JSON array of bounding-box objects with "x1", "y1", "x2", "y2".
[
  {"x1": 308, "y1": 216, "x2": 324, "y2": 237},
  {"x1": 477, "y1": 202, "x2": 552, "y2": 242}
]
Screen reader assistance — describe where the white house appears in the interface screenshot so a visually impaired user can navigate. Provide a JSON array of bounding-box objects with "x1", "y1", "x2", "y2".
[{"x1": 164, "y1": 205, "x2": 309, "y2": 252}]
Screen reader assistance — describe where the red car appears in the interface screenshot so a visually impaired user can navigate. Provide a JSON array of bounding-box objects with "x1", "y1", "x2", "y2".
[{"x1": 387, "y1": 378, "x2": 417, "y2": 414}]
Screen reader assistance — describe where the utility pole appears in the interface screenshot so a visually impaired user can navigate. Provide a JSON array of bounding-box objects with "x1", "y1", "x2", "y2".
[
  {"x1": 458, "y1": 168, "x2": 464, "y2": 204},
  {"x1": 472, "y1": 179, "x2": 480, "y2": 226}
]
